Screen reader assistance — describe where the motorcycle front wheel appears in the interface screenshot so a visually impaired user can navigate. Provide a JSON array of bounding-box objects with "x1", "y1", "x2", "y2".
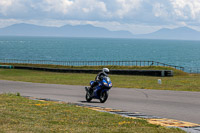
[
  {"x1": 99, "y1": 91, "x2": 108, "y2": 103},
  {"x1": 86, "y1": 91, "x2": 92, "y2": 102}
]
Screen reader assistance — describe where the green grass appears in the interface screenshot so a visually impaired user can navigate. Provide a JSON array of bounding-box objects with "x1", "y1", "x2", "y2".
[
  {"x1": 0, "y1": 69, "x2": 200, "y2": 91},
  {"x1": 0, "y1": 94, "x2": 185, "y2": 133}
]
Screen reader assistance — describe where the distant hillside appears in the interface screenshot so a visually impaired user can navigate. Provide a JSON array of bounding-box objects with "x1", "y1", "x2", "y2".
[
  {"x1": 1, "y1": 24, "x2": 200, "y2": 40},
  {"x1": 0, "y1": 23, "x2": 133, "y2": 38},
  {"x1": 135, "y1": 27, "x2": 200, "y2": 40}
]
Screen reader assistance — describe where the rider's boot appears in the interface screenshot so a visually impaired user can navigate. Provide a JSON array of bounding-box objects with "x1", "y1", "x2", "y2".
[
  {"x1": 89, "y1": 87, "x2": 93, "y2": 92},
  {"x1": 89, "y1": 87, "x2": 94, "y2": 97}
]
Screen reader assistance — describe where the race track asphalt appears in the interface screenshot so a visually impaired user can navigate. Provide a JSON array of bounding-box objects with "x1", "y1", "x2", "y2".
[{"x1": 0, "y1": 80, "x2": 200, "y2": 124}]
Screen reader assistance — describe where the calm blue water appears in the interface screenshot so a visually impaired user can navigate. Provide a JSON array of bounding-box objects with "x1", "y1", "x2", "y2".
[{"x1": 0, "y1": 36, "x2": 200, "y2": 68}]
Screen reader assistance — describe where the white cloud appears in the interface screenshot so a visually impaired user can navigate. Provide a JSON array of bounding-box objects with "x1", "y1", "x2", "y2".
[
  {"x1": 0, "y1": 0, "x2": 12, "y2": 7},
  {"x1": 0, "y1": 0, "x2": 31, "y2": 18},
  {"x1": 40, "y1": 0, "x2": 73, "y2": 14},
  {"x1": 36, "y1": 0, "x2": 108, "y2": 20},
  {"x1": 73, "y1": 0, "x2": 108, "y2": 18},
  {"x1": 1, "y1": 0, "x2": 199, "y2": 22},
  {"x1": 170, "y1": 0, "x2": 200, "y2": 20},
  {"x1": 153, "y1": 3, "x2": 168, "y2": 18},
  {"x1": 1, "y1": 0, "x2": 200, "y2": 33},
  {"x1": 0, "y1": 0, "x2": 13, "y2": 15},
  {"x1": 115, "y1": 0, "x2": 142, "y2": 18}
]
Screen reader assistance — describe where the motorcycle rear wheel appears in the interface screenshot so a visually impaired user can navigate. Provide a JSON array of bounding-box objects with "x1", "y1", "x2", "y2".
[{"x1": 99, "y1": 91, "x2": 108, "y2": 103}]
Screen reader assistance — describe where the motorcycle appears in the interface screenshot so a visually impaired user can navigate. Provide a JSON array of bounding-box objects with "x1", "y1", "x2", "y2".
[{"x1": 85, "y1": 76, "x2": 112, "y2": 103}]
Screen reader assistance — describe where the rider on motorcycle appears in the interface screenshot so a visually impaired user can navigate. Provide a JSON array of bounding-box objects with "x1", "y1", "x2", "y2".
[{"x1": 89, "y1": 68, "x2": 110, "y2": 91}]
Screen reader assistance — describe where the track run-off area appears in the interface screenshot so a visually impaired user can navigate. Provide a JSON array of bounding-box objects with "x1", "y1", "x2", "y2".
[{"x1": 1, "y1": 79, "x2": 200, "y2": 132}]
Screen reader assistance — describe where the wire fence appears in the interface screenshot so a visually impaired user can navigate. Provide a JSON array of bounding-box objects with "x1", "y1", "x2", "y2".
[{"x1": 0, "y1": 59, "x2": 186, "y2": 71}]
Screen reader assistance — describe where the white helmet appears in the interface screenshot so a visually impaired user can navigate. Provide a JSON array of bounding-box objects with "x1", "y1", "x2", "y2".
[{"x1": 103, "y1": 68, "x2": 109, "y2": 74}]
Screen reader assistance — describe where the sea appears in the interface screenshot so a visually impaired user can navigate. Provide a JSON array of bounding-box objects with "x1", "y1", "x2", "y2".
[{"x1": 0, "y1": 36, "x2": 200, "y2": 70}]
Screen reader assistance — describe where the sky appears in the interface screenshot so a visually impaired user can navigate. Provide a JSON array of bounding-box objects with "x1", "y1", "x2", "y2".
[{"x1": 0, "y1": 0, "x2": 200, "y2": 34}]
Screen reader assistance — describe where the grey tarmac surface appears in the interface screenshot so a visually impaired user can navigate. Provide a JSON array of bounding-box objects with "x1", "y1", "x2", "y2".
[{"x1": 0, "y1": 79, "x2": 200, "y2": 124}]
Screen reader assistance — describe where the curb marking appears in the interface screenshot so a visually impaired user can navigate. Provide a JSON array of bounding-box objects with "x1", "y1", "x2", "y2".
[
  {"x1": 147, "y1": 118, "x2": 200, "y2": 127},
  {"x1": 25, "y1": 96, "x2": 200, "y2": 133},
  {"x1": 78, "y1": 104, "x2": 200, "y2": 127}
]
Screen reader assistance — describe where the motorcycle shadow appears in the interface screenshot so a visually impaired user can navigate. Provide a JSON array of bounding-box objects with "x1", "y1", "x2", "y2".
[{"x1": 79, "y1": 101, "x2": 102, "y2": 103}]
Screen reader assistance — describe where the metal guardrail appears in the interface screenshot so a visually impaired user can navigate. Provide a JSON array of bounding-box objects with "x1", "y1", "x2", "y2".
[
  {"x1": 0, "y1": 59, "x2": 185, "y2": 71},
  {"x1": 185, "y1": 67, "x2": 200, "y2": 73},
  {"x1": 0, "y1": 65, "x2": 13, "y2": 69},
  {"x1": 13, "y1": 66, "x2": 174, "y2": 77}
]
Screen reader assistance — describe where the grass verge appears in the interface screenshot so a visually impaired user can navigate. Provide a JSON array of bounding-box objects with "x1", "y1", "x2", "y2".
[
  {"x1": 0, "y1": 69, "x2": 200, "y2": 91},
  {"x1": 0, "y1": 94, "x2": 184, "y2": 133}
]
